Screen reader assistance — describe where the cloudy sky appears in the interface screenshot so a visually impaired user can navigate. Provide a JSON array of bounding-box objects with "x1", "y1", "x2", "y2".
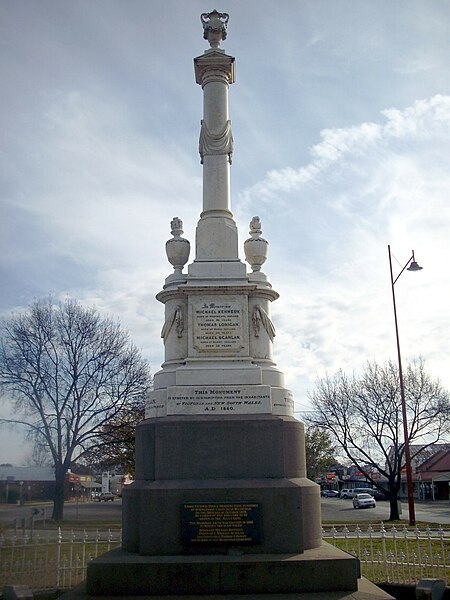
[{"x1": 1, "y1": 1, "x2": 449, "y2": 464}]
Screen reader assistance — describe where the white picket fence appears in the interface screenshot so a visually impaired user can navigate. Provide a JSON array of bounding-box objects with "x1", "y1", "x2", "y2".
[
  {"x1": 0, "y1": 525, "x2": 448, "y2": 591},
  {"x1": 323, "y1": 523, "x2": 449, "y2": 586},
  {"x1": 0, "y1": 528, "x2": 121, "y2": 591}
]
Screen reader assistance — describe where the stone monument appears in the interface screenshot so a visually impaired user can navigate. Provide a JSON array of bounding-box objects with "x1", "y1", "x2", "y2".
[{"x1": 85, "y1": 11, "x2": 393, "y2": 599}]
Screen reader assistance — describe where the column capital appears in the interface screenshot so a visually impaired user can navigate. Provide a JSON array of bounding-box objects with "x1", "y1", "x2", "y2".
[{"x1": 194, "y1": 50, "x2": 235, "y2": 87}]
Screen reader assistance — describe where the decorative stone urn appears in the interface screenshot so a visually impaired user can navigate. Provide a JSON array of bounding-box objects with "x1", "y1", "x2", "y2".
[
  {"x1": 165, "y1": 217, "x2": 190, "y2": 274},
  {"x1": 201, "y1": 9, "x2": 229, "y2": 48},
  {"x1": 244, "y1": 216, "x2": 268, "y2": 272}
]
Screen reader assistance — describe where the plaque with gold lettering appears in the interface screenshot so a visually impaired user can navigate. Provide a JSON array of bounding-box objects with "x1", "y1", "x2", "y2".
[{"x1": 181, "y1": 502, "x2": 262, "y2": 544}]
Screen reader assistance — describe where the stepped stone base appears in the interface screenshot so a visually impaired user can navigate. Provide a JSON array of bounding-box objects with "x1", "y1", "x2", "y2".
[
  {"x1": 85, "y1": 543, "x2": 362, "y2": 596},
  {"x1": 63, "y1": 577, "x2": 394, "y2": 599}
]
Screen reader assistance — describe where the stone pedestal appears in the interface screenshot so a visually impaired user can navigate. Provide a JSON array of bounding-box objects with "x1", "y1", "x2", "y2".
[
  {"x1": 83, "y1": 411, "x2": 387, "y2": 597},
  {"x1": 122, "y1": 415, "x2": 321, "y2": 557}
]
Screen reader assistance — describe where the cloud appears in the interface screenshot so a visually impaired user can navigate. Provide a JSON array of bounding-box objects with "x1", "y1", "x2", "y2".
[
  {"x1": 3, "y1": 90, "x2": 201, "y2": 261},
  {"x1": 393, "y1": 59, "x2": 437, "y2": 75},
  {"x1": 240, "y1": 95, "x2": 450, "y2": 204},
  {"x1": 235, "y1": 95, "x2": 450, "y2": 407},
  {"x1": 1, "y1": 89, "x2": 202, "y2": 321}
]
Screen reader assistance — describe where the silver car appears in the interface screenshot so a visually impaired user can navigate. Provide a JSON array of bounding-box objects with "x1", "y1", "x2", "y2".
[{"x1": 353, "y1": 493, "x2": 376, "y2": 509}]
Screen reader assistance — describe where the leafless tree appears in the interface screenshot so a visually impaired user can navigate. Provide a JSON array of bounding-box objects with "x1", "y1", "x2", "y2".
[
  {"x1": 81, "y1": 396, "x2": 146, "y2": 477},
  {"x1": 307, "y1": 359, "x2": 450, "y2": 520},
  {"x1": 0, "y1": 298, "x2": 151, "y2": 520},
  {"x1": 22, "y1": 441, "x2": 52, "y2": 468}
]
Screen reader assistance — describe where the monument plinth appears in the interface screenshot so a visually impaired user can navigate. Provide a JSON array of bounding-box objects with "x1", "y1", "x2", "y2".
[{"x1": 85, "y1": 10, "x2": 393, "y2": 599}]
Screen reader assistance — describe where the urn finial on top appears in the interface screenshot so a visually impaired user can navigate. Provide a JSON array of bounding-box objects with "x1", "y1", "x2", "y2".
[
  {"x1": 165, "y1": 217, "x2": 190, "y2": 276},
  {"x1": 201, "y1": 9, "x2": 229, "y2": 48},
  {"x1": 244, "y1": 216, "x2": 269, "y2": 272}
]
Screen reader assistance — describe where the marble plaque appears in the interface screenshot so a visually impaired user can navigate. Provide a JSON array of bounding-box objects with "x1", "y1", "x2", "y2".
[
  {"x1": 145, "y1": 389, "x2": 166, "y2": 419},
  {"x1": 167, "y1": 385, "x2": 271, "y2": 415},
  {"x1": 271, "y1": 388, "x2": 295, "y2": 417},
  {"x1": 190, "y1": 295, "x2": 248, "y2": 355}
]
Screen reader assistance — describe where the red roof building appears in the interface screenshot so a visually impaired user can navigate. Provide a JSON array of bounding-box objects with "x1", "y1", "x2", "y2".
[{"x1": 416, "y1": 450, "x2": 450, "y2": 500}]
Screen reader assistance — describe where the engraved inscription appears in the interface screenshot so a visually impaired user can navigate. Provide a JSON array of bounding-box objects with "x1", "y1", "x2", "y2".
[
  {"x1": 193, "y1": 299, "x2": 244, "y2": 353},
  {"x1": 271, "y1": 388, "x2": 295, "y2": 416},
  {"x1": 181, "y1": 502, "x2": 262, "y2": 544},
  {"x1": 167, "y1": 385, "x2": 272, "y2": 415}
]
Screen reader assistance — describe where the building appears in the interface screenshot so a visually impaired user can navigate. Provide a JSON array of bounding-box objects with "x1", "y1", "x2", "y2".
[
  {"x1": 416, "y1": 449, "x2": 450, "y2": 500},
  {"x1": 0, "y1": 465, "x2": 55, "y2": 503},
  {"x1": 0, "y1": 465, "x2": 104, "y2": 503}
]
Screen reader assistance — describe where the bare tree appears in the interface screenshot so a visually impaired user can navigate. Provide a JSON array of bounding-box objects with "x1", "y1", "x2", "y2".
[
  {"x1": 307, "y1": 359, "x2": 449, "y2": 520},
  {"x1": 22, "y1": 441, "x2": 52, "y2": 468},
  {"x1": 0, "y1": 298, "x2": 151, "y2": 520},
  {"x1": 82, "y1": 397, "x2": 146, "y2": 477}
]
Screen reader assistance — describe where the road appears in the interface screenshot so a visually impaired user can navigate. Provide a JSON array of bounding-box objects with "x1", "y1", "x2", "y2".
[
  {"x1": 321, "y1": 497, "x2": 450, "y2": 525},
  {"x1": 1, "y1": 497, "x2": 449, "y2": 528},
  {"x1": 0, "y1": 498, "x2": 122, "y2": 528}
]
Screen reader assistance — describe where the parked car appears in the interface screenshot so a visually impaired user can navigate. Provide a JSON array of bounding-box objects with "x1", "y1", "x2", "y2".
[
  {"x1": 353, "y1": 493, "x2": 376, "y2": 509},
  {"x1": 95, "y1": 492, "x2": 115, "y2": 502},
  {"x1": 371, "y1": 489, "x2": 389, "y2": 500},
  {"x1": 340, "y1": 488, "x2": 353, "y2": 499},
  {"x1": 340, "y1": 487, "x2": 374, "y2": 499},
  {"x1": 321, "y1": 489, "x2": 340, "y2": 497},
  {"x1": 353, "y1": 487, "x2": 375, "y2": 497}
]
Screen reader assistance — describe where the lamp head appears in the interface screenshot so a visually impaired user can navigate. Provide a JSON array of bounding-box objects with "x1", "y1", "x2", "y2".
[{"x1": 407, "y1": 257, "x2": 423, "y2": 272}]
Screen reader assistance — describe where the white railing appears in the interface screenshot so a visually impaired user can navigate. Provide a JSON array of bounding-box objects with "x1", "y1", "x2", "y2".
[
  {"x1": 322, "y1": 523, "x2": 449, "y2": 585},
  {"x1": 0, "y1": 528, "x2": 121, "y2": 591},
  {"x1": 0, "y1": 525, "x2": 448, "y2": 591}
]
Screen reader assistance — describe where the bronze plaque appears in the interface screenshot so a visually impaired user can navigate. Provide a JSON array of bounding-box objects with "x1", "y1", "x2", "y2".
[{"x1": 181, "y1": 502, "x2": 262, "y2": 544}]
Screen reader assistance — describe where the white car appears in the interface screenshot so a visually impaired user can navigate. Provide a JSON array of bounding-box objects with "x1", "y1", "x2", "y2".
[
  {"x1": 353, "y1": 493, "x2": 376, "y2": 509},
  {"x1": 340, "y1": 488, "x2": 353, "y2": 499},
  {"x1": 341, "y1": 487, "x2": 374, "y2": 499}
]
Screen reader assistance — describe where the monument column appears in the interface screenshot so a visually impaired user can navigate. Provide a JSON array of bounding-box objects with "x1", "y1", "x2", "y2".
[
  {"x1": 190, "y1": 10, "x2": 241, "y2": 270},
  {"x1": 197, "y1": 52, "x2": 234, "y2": 217}
]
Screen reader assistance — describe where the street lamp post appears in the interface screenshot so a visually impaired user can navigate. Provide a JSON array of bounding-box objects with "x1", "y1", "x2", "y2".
[{"x1": 388, "y1": 244, "x2": 422, "y2": 526}]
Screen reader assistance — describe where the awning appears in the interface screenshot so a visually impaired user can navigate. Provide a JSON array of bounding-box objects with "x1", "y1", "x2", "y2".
[{"x1": 80, "y1": 481, "x2": 102, "y2": 489}]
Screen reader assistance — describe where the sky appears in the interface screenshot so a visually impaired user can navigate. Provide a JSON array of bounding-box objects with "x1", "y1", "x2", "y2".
[{"x1": 1, "y1": 0, "x2": 449, "y2": 465}]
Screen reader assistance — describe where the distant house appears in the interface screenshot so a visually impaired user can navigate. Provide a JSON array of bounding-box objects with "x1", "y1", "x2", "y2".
[
  {"x1": 335, "y1": 445, "x2": 450, "y2": 501},
  {"x1": 80, "y1": 479, "x2": 102, "y2": 498},
  {"x1": 382, "y1": 443, "x2": 450, "y2": 500},
  {"x1": 0, "y1": 465, "x2": 55, "y2": 502},
  {"x1": 0, "y1": 465, "x2": 100, "y2": 503},
  {"x1": 410, "y1": 443, "x2": 450, "y2": 471},
  {"x1": 416, "y1": 450, "x2": 450, "y2": 500}
]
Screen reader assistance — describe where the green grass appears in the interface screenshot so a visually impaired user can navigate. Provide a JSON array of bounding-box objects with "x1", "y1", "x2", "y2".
[
  {"x1": 331, "y1": 536, "x2": 450, "y2": 584},
  {"x1": 0, "y1": 537, "x2": 121, "y2": 590},
  {"x1": 2, "y1": 518, "x2": 448, "y2": 590}
]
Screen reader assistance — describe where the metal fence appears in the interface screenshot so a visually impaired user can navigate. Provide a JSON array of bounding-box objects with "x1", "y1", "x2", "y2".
[
  {"x1": 0, "y1": 524, "x2": 448, "y2": 591},
  {"x1": 0, "y1": 528, "x2": 121, "y2": 591},
  {"x1": 323, "y1": 523, "x2": 449, "y2": 586}
]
